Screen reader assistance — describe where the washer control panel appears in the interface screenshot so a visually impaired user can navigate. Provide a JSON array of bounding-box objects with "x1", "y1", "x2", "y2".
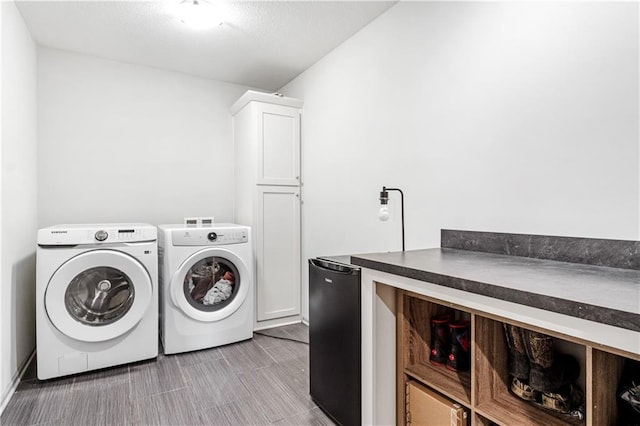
[
  {"x1": 172, "y1": 227, "x2": 248, "y2": 246},
  {"x1": 37, "y1": 224, "x2": 157, "y2": 245},
  {"x1": 93, "y1": 228, "x2": 147, "y2": 242}
]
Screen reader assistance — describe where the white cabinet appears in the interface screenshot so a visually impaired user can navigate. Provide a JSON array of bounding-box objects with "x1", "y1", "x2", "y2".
[
  {"x1": 257, "y1": 103, "x2": 300, "y2": 186},
  {"x1": 231, "y1": 90, "x2": 303, "y2": 329},
  {"x1": 255, "y1": 186, "x2": 301, "y2": 321}
]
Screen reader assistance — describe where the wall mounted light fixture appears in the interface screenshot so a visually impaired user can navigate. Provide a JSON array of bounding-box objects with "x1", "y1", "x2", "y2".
[{"x1": 379, "y1": 186, "x2": 405, "y2": 251}]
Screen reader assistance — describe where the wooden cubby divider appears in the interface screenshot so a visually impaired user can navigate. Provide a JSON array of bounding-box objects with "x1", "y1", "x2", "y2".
[{"x1": 588, "y1": 348, "x2": 625, "y2": 425}]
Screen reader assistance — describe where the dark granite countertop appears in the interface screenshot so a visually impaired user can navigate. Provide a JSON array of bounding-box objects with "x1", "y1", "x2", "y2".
[{"x1": 351, "y1": 247, "x2": 640, "y2": 332}]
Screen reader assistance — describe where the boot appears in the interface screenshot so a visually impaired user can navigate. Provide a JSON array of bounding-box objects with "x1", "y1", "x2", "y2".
[
  {"x1": 510, "y1": 377, "x2": 538, "y2": 402},
  {"x1": 617, "y1": 359, "x2": 640, "y2": 425},
  {"x1": 522, "y1": 329, "x2": 580, "y2": 392},
  {"x1": 446, "y1": 320, "x2": 470, "y2": 372},
  {"x1": 503, "y1": 324, "x2": 539, "y2": 402},
  {"x1": 541, "y1": 384, "x2": 584, "y2": 415},
  {"x1": 430, "y1": 313, "x2": 452, "y2": 366},
  {"x1": 503, "y1": 324, "x2": 530, "y2": 380}
]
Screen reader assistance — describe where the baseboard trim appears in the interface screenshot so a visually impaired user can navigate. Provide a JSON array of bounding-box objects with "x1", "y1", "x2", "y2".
[
  {"x1": 254, "y1": 317, "x2": 302, "y2": 331},
  {"x1": 0, "y1": 349, "x2": 35, "y2": 415}
]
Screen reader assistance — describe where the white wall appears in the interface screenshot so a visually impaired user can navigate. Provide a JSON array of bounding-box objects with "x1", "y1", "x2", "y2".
[
  {"x1": 38, "y1": 48, "x2": 253, "y2": 227},
  {"x1": 281, "y1": 2, "x2": 640, "y2": 319},
  {"x1": 1, "y1": 0, "x2": 38, "y2": 409}
]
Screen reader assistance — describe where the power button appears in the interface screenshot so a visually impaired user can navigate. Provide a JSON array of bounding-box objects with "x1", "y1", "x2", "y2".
[
  {"x1": 95, "y1": 230, "x2": 108, "y2": 241},
  {"x1": 207, "y1": 232, "x2": 217, "y2": 242}
]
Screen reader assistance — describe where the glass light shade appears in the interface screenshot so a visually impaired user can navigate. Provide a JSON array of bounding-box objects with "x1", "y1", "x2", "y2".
[{"x1": 175, "y1": 0, "x2": 222, "y2": 30}]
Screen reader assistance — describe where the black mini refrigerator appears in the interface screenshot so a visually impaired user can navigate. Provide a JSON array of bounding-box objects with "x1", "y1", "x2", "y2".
[{"x1": 308, "y1": 257, "x2": 361, "y2": 426}]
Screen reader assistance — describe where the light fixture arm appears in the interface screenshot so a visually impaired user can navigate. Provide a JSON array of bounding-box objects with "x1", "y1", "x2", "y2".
[{"x1": 380, "y1": 186, "x2": 405, "y2": 251}]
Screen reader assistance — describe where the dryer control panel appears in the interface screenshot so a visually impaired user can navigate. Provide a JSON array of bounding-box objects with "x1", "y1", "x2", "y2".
[{"x1": 172, "y1": 228, "x2": 249, "y2": 246}]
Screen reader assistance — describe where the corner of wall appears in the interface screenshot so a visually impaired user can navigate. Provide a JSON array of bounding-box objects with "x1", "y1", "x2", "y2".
[{"x1": 1, "y1": 0, "x2": 39, "y2": 413}]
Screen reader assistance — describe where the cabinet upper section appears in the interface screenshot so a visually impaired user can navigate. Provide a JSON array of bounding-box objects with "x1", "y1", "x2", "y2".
[
  {"x1": 232, "y1": 90, "x2": 302, "y2": 187},
  {"x1": 230, "y1": 90, "x2": 303, "y2": 116}
]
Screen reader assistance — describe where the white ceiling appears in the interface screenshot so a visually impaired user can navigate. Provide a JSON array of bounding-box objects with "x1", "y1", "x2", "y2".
[{"x1": 16, "y1": 0, "x2": 396, "y2": 90}]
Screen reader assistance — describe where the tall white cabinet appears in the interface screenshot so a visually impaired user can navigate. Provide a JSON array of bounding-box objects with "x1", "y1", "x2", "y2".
[{"x1": 231, "y1": 91, "x2": 303, "y2": 330}]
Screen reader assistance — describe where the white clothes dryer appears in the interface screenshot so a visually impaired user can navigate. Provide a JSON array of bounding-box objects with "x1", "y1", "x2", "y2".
[
  {"x1": 36, "y1": 224, "x2": 158, "y2": 380},
  {"x1": 158, "y1": 224, "x2": 253, "y2": 354}
]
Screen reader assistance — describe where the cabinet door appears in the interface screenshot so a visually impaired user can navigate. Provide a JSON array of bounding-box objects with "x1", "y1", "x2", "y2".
[
  {"x1": 256, "y1": 103, "x2": 300, "y2": 186},
  {"x1": 255, "y1": 186, "x2": 301, "y2": 321}
]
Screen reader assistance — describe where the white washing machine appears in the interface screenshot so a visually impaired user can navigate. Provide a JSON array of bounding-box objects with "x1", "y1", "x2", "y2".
[
  {"x1": 36, "y1": 224, "x2": 158, "y2": 380},
  {"x1": 158, "y1": 224, "x2": 253, "y2": 354}
]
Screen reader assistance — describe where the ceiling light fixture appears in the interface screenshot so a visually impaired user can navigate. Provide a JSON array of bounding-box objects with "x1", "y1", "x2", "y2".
[{"x1": 175, "y1": 0, "x2": 223, "y2": 30}]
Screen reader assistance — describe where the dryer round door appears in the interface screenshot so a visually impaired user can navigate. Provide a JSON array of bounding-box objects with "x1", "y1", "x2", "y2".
[
  {"x1": 171, "y1": 248, "x2": 250, "y2": 322},
  {"x1": 45, "y1": 249, "x2": 153, "y2": 342}
]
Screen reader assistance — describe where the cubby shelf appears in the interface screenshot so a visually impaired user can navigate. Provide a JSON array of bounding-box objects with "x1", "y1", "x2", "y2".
[
  {"x1": 404, "y1": 364, "x2": 471, "y2": 408},
  {"x1": 396, "y1": 289, "x2": 639, "y2": 426},
  {"x1": 474, "y1": 315, "x2": 585, "y2": 426}
]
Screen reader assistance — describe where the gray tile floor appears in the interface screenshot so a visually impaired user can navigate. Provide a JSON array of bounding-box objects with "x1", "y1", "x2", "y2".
[{"x1": 1, "y1": 324, "x2": 335, "y2": 426}]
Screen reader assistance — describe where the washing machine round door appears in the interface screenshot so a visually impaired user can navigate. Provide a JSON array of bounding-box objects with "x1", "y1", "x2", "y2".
[
  {"x1": 171, "y1": 248, "x2": 250, "y2": 322},
  {"x1": 45, "y1": 249, "x2": 153, "y2": 342}
]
